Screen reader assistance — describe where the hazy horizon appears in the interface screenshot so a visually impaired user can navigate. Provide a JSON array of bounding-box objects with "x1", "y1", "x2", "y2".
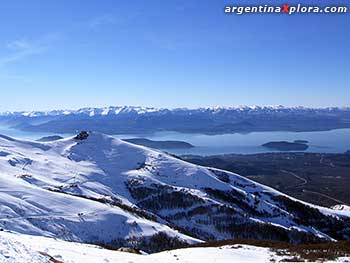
[{"x1": 1, "y1": 104, "x2": 350, "y2": 113}]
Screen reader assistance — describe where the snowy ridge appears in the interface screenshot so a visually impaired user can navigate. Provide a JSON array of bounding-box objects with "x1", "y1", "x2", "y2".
[
  {"x1": 0, "y1": 134, "x2": 199, "y2": 246},
  {"x1": 0, "y1": 132, "x2": 349, "y2": 251},
  {"x1": 2, "y1": 105, "x2": 350, "y2": 135},
  {"x1": 0, "y1": 106, "x2": 164, "y2": 117},
  {"x1": 1, "y1": 105, "x2": 350, "y2": 118}
]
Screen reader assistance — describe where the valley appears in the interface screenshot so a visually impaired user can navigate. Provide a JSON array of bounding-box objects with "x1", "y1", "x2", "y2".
[{"x1": 182, "y1": 152, "x2": 350, "y2": 208}]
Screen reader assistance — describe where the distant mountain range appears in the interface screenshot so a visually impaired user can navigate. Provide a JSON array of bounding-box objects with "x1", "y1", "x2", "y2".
[{"x1": 1, "y1": 105, "x2": 350, "y2": 134}]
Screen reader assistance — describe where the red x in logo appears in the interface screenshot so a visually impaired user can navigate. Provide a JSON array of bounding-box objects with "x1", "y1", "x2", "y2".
[{"x1": 282, "y1": 4, "x2": 290, "y2": 13}]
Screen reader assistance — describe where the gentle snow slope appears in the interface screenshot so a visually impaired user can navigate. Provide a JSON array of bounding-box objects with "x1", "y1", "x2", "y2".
[
  {"x1": 1, "y1": 231, "x2": 350, "y2": 263},
  {"x1": 0, "y1": 230, "x2": 291, "y2": 263}
]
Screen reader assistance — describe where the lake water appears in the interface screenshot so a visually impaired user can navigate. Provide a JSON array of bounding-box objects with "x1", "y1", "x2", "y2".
[
  {"x1": 0, "y1": 125, "x2": 349, "y2": 156},
  {"x1": 0, "y1": 126, "x2": 73, "y2": 141},
  {"x1": 113, "y1": 130, "x2": 350, "y2": 155}
]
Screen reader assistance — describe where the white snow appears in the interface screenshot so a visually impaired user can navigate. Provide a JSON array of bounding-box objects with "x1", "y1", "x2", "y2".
[
  {"x1": 0, "y1": 132, "x2": 349, "y2": 247},
  {"x1": 332, "y1": 205, "x2": 350, "y2": 211},
  {"x1": 0, "y1": 132, "x2": 350, "y2": 262},
  {"x1": 1, "y1": 231, "x2": 349, "y2": 263},
  {"x1": 0, "y1": 230, "x2": 272, "y2": 263},
  {"x1": 0, "y1": 133, "x2": 201, "y2": 244}
]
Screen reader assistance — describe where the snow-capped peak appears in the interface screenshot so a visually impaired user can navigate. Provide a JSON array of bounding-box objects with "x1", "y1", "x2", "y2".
[{"x1": 1, "y1": 105, "x2": 350, "y2": 118}]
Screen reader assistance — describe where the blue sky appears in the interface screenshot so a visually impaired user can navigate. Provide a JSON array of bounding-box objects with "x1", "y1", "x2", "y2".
[{"x1": 0, "y1": 0, "x2": 349, "y2": 111}]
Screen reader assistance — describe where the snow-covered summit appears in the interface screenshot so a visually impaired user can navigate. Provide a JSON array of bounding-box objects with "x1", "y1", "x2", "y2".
[{"x1": 0, "y1": 132, "x2": 349, "y2": 250}]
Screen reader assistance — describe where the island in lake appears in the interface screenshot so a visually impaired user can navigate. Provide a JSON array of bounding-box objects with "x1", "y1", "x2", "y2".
[
  {"x1": 294, "y1": 140, "x2": 309, "y2": 144},
  {"x1": 262, "y1": 141, "x2": 309, "y2": 151},
  {"x1": 124, "y1": 138, "x2": 194, "y2": 149},
  {"x1": 37, "y1": 135, "x2": 64, "y2": 142}
]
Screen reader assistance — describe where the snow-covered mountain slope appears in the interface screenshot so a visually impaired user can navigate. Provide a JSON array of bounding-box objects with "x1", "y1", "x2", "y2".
[
  {"x1": 1, "y1": 231, "x2": 350, "y2": 263},
  {"x1": 0, "y1": 231, "x2": 290, "y2": 263},
  {"x1": 1, "y1": 230, "x2": 266, "y2": 263},
  {"x1": 0, "y1": 132, "x2": 349, "y2": 250},
  {"x1": 0, "y1": 134, "x2": 199, "y2": 248}
]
